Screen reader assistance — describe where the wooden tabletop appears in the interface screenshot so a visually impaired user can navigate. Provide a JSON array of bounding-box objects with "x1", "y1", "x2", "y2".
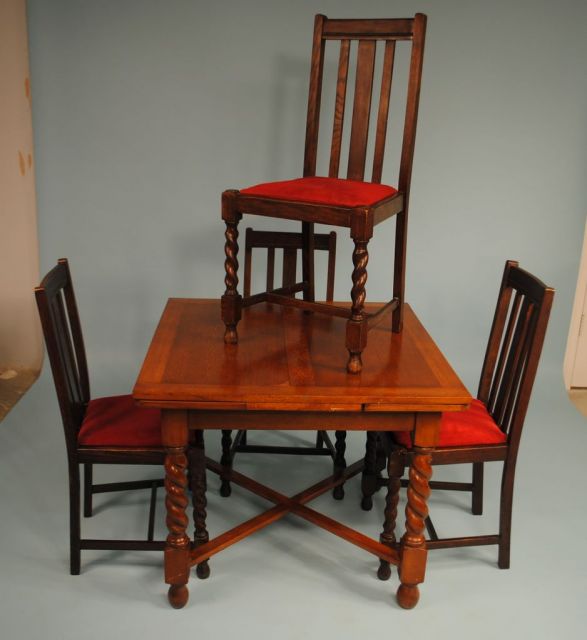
[{"x1": 133, "y1": 299, "x2": 470, "y2": 412}]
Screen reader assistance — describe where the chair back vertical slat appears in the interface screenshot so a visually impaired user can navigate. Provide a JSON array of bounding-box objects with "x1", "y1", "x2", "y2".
[
  {"x1": 347, "y1": 40, "x2": 376, "y2": 181},
  {"x1": 50, "y1": 293, "x2": 83, "y2": 410},
  {"x1": 505, "y1": 286, "x2": 554, "y2": 451},
  {"x1": 303, "y1": 14, "x2": 327, "y2": 177},
  {"x1": 371, "y1": 40, "x2": 396, "y2": 183},
  {"x1": 500, "y1": 305, "x2": 538, "y2": 433},
  {"x1": 61, "y1": 259, "x2": 90, "y2": 401},
  {"x1": 478, "y1": 262, "x2": 517, "y2": 402},
  {"x1": 492, "y1": 298, "x2": 532, "y2": 427},
  {"x1": 487, "y1": 290, "x2": 523, "y2": 412},
  {"x1": 328, "y1": 40, "x2": 351, "y2": 178}
]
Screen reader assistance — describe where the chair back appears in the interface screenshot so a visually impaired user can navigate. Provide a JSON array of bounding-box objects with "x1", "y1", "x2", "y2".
[
  {"x1": 243, "y1": 228, "x2": 336, "y2": 301},
  {"x1": 477, "y1": 260, "x2": 554, "y2": 451},
  {"x1": 35, "y1": 259, "x2": 90, "y2": 455},
  {"x1": 303, "y1": 13, "x2": 426, "y2": 196}
]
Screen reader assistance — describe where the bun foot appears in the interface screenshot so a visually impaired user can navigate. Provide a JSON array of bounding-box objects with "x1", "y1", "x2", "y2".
[
  {"x1": 397, "y1": 584, "x2": 419, "y2": 609},
  {"x1": 377, "y1": 560, "x2": 391, "y2": 581},
  {"x1": 220, "y1": 480, "x2": 231, "y2": 497},
  {"x1": 361, "y1": 495, "x2": 373, "y2": 511},
  {"x1": 168, "y1": 584, "x2": 189, "y2": 609},
  {"x1": 332, "y1": 485, "x2": 345, "y2": 500},
  {"x1": 196, "y1": 561, "x2": 210, "y2": 579}
]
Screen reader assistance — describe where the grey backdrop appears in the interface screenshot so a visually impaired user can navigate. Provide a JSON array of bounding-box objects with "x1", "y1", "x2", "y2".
[
  {"x1": 3, "y1": 1, "x2": 586, "y2": 638},
  {"x1": 27, "y1": 0, "x2": 587, "y2": 395}
]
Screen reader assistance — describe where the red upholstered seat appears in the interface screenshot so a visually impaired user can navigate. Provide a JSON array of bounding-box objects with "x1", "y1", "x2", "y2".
[
  {"x1": 240, "y1": 176, "x2": 397, "y2": 208},
  {"x1": 394, "y1": 399, "x2": 507, "y2": 448},
  {"x1": 78, "y1": 394, "x2": 162, "y2": 447}
]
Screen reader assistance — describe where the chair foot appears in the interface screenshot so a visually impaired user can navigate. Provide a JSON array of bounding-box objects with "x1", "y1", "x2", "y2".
[
  {"x1": 223, "y1": 326, "x2": 238, "y2": 344},
  {"x1": 220, "y1": 480, "x2": 232, "y2": 497},
  {"x1": 498, "y1": 546, "x2": 510, "y2": 569},
  {"x1": 377, "y1": 560, "x2": 391, "y2": 581},
  {"x1": 361, "y1": 495, "x2": 373, "y2": 511},
  {"x1": 196, "y1": 561, "x2": 211, "y2": 579},
  {"x1": 168, "y1": 584, "x2": 189, "y2": 609},
  {"x1": 70, "y1": 545, "x2": 81, "y2": 575},
  {"x1": 347, "y1": 353, "x2": 362, "y2": 374},
  {"x1": 332, "y1": 485, "x2": 345, "y2": 500}
]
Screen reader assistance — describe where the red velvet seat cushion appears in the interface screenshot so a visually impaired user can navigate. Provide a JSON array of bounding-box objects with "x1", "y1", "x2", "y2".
[
  {"x1": 240, "y1": 176, "x2": 397, "y2": 208},
  {"x1": 78, "y1": 394, "x2": 162, "y2": 447},
  {"x1": 394, "y1": 399, "x2": 507, "y2": 448}
]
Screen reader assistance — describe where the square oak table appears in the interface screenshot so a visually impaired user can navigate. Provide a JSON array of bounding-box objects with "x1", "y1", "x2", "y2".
[{"x1": 133, "y1": 299, "x2": 470, "y2": 609}]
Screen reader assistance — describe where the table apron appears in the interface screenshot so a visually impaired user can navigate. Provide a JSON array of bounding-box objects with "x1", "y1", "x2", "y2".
[{"x1": 187, "y1": 410, "x2": 416, "y2": 431}]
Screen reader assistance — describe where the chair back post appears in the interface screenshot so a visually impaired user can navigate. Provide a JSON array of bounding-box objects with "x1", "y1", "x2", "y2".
[
  {"x1": 477, "y1": 261, "x2": 554, "y2": 456},
  {"x1": 35, "y1": 259, "x2": 90, "y2": 458},
  {"x1": 397, "y1": 13, "x2": 426, "y2": 198},
  {"x1": 303, "y1": 14, "x2": 326, "y2": 178}
]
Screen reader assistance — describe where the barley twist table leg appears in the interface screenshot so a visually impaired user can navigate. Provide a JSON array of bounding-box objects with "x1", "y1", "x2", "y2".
[
  {"x1": 165, "y1": 448, "x2": 190, "y2": 608},
  {"x1": 397, "y1": 447, "x2": 432, "y2": 609}
]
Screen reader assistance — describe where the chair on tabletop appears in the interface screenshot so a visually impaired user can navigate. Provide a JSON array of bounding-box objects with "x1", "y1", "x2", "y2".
[
  {"x1": 35, "y1": 258, "x2": 166, "y2": 574},
  {"x1": 363, "y1": 261, "x2": 554, "y2": 577},
  {"x1": 221, "y1": 14, "x2": 427, "y2": 374},
  {"x1": 219, "y1": 228, "x2": 349, "y2": 499}
]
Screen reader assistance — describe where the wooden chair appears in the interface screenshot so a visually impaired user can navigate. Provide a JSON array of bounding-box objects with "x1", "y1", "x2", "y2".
[
  {"x1": 221, "y1": 14, "x2": 427, "y2": 373},
  {"x1": 35, "y1": 259, "x2": 166, "y2": 574},
  {"x1": 363, "y1": 261, "x2": 554, "y2": 577},
  {"x1": 220, "y1": 229, "x2": 348, "y2": 499}
]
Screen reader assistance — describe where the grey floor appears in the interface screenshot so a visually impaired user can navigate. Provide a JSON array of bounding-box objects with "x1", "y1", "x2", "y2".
[{"x1": 1, "y1": 366, "x2": 585, "y2": 640}]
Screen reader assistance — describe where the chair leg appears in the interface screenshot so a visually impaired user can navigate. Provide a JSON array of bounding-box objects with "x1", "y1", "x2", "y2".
[
  {"x1": 69, "y1": 462, "x2": 81, "y2": 575},
  {"x1": 378, "y1": 448, "x2": 404, "y2": 580},
  {"x1": 221, "y1": 199, "x2": 242, "y2": 344},
  {"x1": 220, "y1": 430, "x2": 233, "y2": 497},
  {"x1": 472, "y1": 462, "x2": 484, "y2": 515},
  {"x1": 375, "y1": 436, "x2": 387, "y2": 479},
  {"x1": 346, "y1": 236, "x2": 370, "y2": 374},
  {"x1": 315, "y1": 430, "x2": 324, "y2": 449},
  {"x1": 147, "y1": 481, "x2": 158, "y2": 542},
  {"x1": 332, "y1": 431, "x2": 347, "y2": 500},
  {"x1": 302, "y1": 221, "x2": 315, "y2": 304},
  {"x1": 498, "y1": 459, "x2": 516, "y2": 569},
  {"x1": 190, "y1": 431, "x2": 211, "y2": 579},
  {"x1": 83, "y1": 463, "x2": 93, "y2": 517},
  {"x1": 392, "y1": 212, "x2": 407, "y2": 333},
  {"x1": 361, "y1": 432, "x2": 378, "y2": 511}
]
